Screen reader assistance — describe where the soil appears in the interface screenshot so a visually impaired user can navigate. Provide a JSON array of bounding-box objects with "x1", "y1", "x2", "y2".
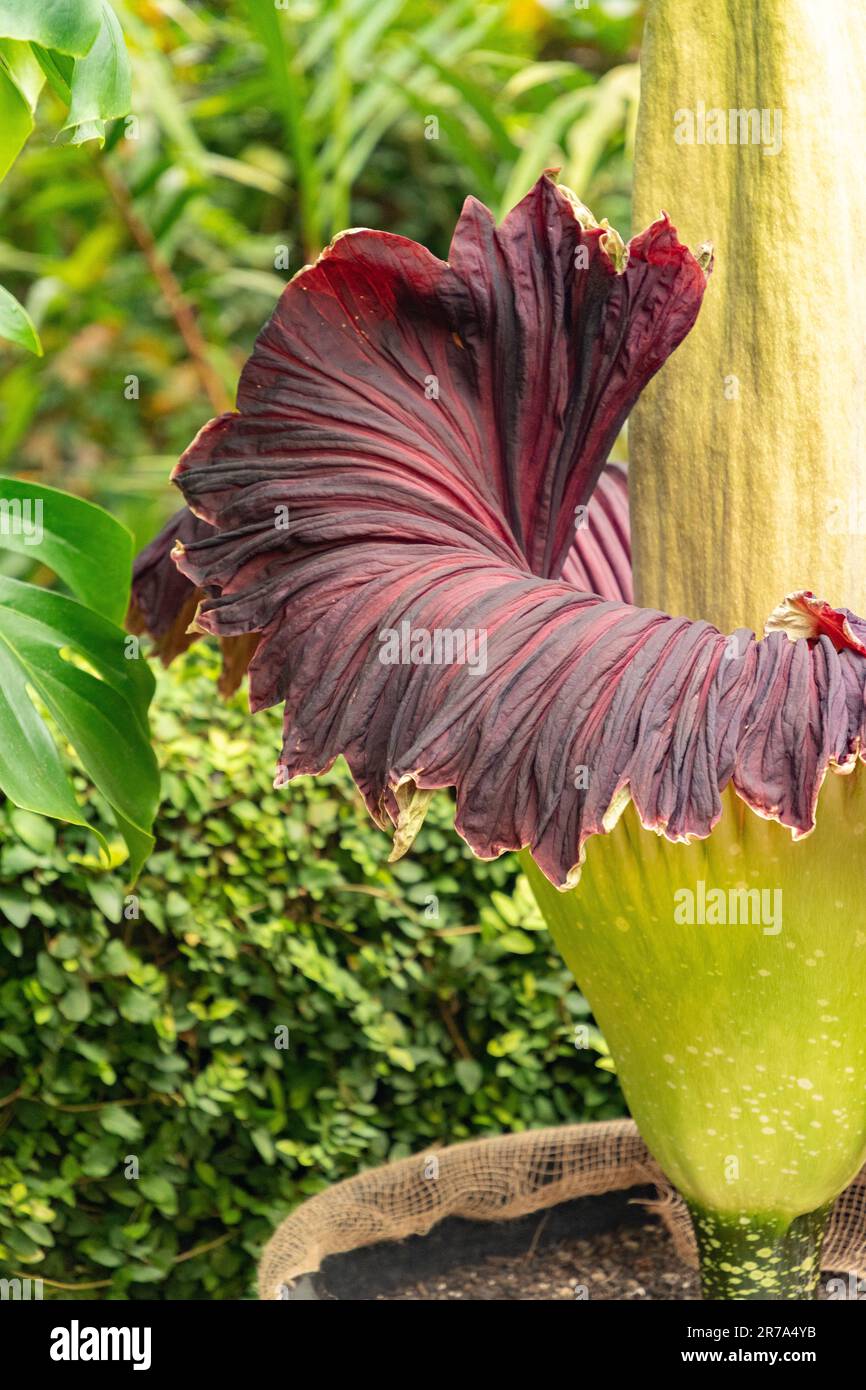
[{"x1": 376, "y1": 1218, "x2": 847, "y2": 1301}]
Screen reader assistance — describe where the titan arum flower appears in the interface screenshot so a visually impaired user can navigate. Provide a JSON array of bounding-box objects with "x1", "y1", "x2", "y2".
[{"x1": 130, "y1": 10, "x2": 866, "y2": 1297}]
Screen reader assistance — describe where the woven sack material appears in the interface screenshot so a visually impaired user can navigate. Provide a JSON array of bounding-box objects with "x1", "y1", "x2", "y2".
[{"x1": 258, "y1": 1118, "x2": 866, "y2": 1298}]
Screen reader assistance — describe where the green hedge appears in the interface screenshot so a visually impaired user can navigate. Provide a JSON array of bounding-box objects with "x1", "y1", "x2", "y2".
[{"x1": 0, "y1": 647, "x2": 623, "y2": 1299}]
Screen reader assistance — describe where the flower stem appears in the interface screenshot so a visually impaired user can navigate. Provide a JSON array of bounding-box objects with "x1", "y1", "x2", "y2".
[{"x1": 688, "y1": 1203, "x2": 830, "y2": 1301}]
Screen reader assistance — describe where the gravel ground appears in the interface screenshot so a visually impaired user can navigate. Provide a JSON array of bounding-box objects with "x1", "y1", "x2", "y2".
[{"x1": 377, "y1": 1220, "x2": 849, "y2": 1301}]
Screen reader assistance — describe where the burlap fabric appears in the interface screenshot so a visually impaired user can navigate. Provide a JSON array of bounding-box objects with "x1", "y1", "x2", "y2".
[{"x1": 259, "y1": 1118, "x2": 866, "y2": 1298}]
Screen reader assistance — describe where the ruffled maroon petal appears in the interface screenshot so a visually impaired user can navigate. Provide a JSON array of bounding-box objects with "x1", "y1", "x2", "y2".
[
  {"x1": 128, "y1": 507, "x2": 208, "y2": 664},
  {"x1": 178, "y1": 517, "x2": 866, "y2": 884},
  {"x1": 173, "y1": 175, "x2": 707, "y2": 585},
  {"x1": 128, "y1": 506, "x2": 257, "y2": 696},
  {"x1": 561, "y1": 462, "x2": 631, "y2": 602},
  {"x1": 440, "y1": 181, "x2": 709, "y2": 576},
  {"x1": 130, "y1": 177, "x2": 866, "y2": 885}
]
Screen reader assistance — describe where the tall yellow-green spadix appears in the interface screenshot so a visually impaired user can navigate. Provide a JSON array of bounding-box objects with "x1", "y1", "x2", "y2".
[{"x1": 630, "y1": 0, "x2": 866, "y2": 634}]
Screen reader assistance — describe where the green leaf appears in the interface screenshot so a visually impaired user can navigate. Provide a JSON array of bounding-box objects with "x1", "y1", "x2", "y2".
[
  {"x1": 117, "y1": 986, "x2": 158, "y2": 1023},
  {"x1": 0, "y1": 0, "x2": 103, "y2": 57},
  {"x1": 0, "y1": 580, "x2": 159, "y2": 877},
  {"x1": 80, "y1": 1140, "x2": 117, "y2": 1178},
  {"x1": 30, "y1": 43, "x2": 72, "y2": 104},
  {"x1": 487, "y1": 1029, "x2": 525, "y2": 1057},
  {"x1": 100, "y1": 1105, "x2": 143, "y2": 1141},
  {"x1": 0, "y1": 283, "x2": 41, "y2": 355},
  {"x1": 1, "y1": 841, "x2": 42, "y2": 874},
  {"x1": 454, "y1": 1058, "x2": 483, "y2": 1094},
  {"x1": 245, "y1": 0, "x2": 319, "y2": 253},
  {"x1": 139, "y1": 1175, "x2": 176, "y2": 1209},
  {"x1": 0, "y1": 64, "x2": 33, "y2": 182},
  {"x1": 81, "y1": 1240, "x2": 124, "y2": 1267},
  {"x1": 496, "y1": 929, "x2": 535, "y2": 954},
  {"x1": 87, "y1": 878, "x2": 123, "y2": 921},
  {"x1": 251, "y1": 1127, "x2": 276, "y2": 1165},
  {"x1": 0, "y1": 477, "x2": 132, "y2": 622},
  {"x1": 0, "y1": 485, "x2": 157, "y2": 877},
  {"x1": 59, "y1": 980, "x2": 91, "y2": 1021},
  {"x1": 385, "y1": 77, "x2": 499, "y2": 205},
  {"x1": 36, "y1": 950, "x2": 65, "y2": 993},
  {"x1": 499, "y1": 86, "x2": 597, "y2": 219},
  {"x1": 413, "y1": 44, "x2": 518, "y2": 164},
  {"x1": 19, "y1": 1218, "x2": 54, "y2": 1246},
  {"x1": 209, "y1": 999, "x2": 238, "y2": 1020},
  {"x1": 9, "y1": 807, "x2": 55, "y2": 853},
  {"x1": 503, "y1": 60, "x2": 589, "y2": 100},
  {"x1": 126, "y1": 1264, "x2": 167, "y2": 1283},
  {"x1": 0, "y1": 636, "x2": 94, "y2": 835},
  {"x1": 0, "y1": 888, "x2": 31, "y2": 927},
  {"x1": 62, "y1": 2, "x2": 131, "y2": 143},
  {"x1": 100, "y1": 938, "x2": 136, "y2": 975},
  {"x1": 0, "y1": 36, "x2": 44, "y2": 107},
  {"x1": 386, "y1": 1045, "x2": 415, "y2": 1071},
  {"x1": 2, "y1": 1226, "x2": 40, "y2": 1258}
]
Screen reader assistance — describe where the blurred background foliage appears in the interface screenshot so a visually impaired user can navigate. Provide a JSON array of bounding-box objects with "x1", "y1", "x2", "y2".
[
  {"x1": 0, "y1": 649, "x2": 621, "y2": 1299},
  {"x1": 0, "y1": 0, "x2": 640, "y2": 1296},
  {"x1": 0, "y1": 0, "x2": 641, "y2": 549}
]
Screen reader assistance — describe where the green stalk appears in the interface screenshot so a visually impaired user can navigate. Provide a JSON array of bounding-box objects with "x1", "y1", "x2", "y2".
[
  {"x1": 688, "y1": 1204, "x2": 829, "y2": 1300},
  {"x1": 522, "y1": 774, "x2": 866, "y2": 1300},
  {"x1": 630, "y1": 0, "x2": 866, "y2": 632}
]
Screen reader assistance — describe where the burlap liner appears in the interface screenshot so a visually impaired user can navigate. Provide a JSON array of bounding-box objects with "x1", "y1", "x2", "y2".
[{"x1": 258, "y1": 1118, "x2": 866, "y2": 1299}]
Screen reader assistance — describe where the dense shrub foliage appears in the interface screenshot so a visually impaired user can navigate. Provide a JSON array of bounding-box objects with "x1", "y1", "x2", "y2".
[{"x1": 0, "y1": 648, "x2": 623, "y2": 1299}]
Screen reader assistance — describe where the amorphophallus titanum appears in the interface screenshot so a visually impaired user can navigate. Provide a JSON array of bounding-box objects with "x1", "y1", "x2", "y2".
[{"x1": 130, "y1": 7, "x2": 866, "y2": 1300}]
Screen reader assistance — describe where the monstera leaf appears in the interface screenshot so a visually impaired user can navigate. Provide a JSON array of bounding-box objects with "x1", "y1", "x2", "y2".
[{"x1": 0, "y1": 477, "x2": 158, "y2": 879}]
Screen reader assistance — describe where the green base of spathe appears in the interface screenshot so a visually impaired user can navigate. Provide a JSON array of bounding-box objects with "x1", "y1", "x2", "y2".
[{"x1": 522, "y1": 773, "x2": 866, "y2": 1299}]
